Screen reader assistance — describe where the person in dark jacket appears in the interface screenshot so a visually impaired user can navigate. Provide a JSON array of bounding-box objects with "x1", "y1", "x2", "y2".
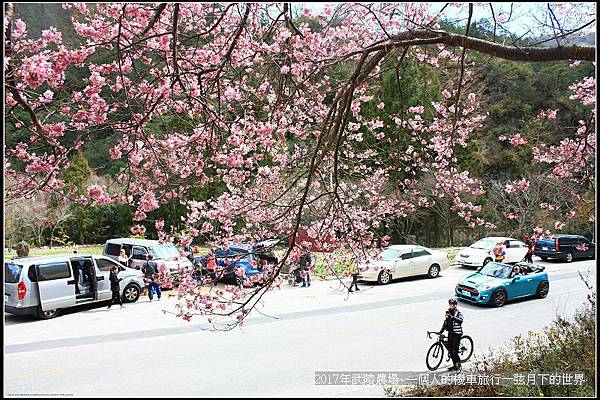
[
  {"x1": 439, "y1": 297, "x2": 464, "y2": 371},
  {"x1": 299, "y1": 251, "x2": 312, "y2": 287},
  {"x1": 524, "y1": 237, "x2": 534, "y2": 263},
  {"x1": 142, "y1": 254, "x2": 161, "y2": 301},
  {"x1": 82, "y1": 260, "x2": 97, "y2": 299},
  {"x1": 71, "y1": 262, "x2": 81, "y2": 295},
  {"x1": 348, "y1": 263, "x2": 360, "y2": 292},
  {"x1": 107, "y1": 266, "x2": 124, "y2": 309}
]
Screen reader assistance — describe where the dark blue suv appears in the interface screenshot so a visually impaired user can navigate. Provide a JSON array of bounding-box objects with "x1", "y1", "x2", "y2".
[{"x1": 534, "y1": 234, "x2": 595, "y2": 262}]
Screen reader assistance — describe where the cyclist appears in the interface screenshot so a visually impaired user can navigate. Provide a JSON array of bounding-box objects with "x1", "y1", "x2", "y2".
[{"x1": 439, "y1": 297, "x2": 464, "y2": 371}]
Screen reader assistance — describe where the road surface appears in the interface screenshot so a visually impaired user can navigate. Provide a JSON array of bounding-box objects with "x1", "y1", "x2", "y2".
[{"x1": 4, "y1": 258, "x2": 595, "y2": 397}]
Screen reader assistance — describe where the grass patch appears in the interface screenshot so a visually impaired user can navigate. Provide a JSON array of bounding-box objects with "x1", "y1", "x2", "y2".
[{"x1": 4, "y1": 245, "x2": 105, "y2": 258}]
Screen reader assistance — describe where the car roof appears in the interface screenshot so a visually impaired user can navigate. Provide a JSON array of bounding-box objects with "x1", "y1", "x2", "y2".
[
  {"x1": 478, "y1": 237, "x2": 519, "y2": 241},
  {"x1": 386, "y1": 244, "x2": 428, "y2": 250},
  {"x1": 105, "y1": 238, "x2": 162, "y2": 247},
  {"x1": 551, "y1": 234, "x2": 584, "y2": 238},
  {"x1": 6, "y1": 253, "x2": 103, "y2": 266}
]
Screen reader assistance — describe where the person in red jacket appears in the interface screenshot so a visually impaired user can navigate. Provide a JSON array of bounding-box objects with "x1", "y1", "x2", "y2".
[
  {"x1": 493, "y1": 242, "x2": 506, "y2": 263},
  {"x1": 206, "y1": 249, "x2": 218, "y2": 286}
]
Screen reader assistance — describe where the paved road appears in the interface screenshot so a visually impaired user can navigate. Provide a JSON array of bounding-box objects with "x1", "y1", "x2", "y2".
[{"x1": 4, "y1": 258, "x2": 595, "y2": 397}]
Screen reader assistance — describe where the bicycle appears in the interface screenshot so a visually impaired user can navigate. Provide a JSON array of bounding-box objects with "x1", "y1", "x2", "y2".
[{"x1": 425, "y1": 331, "x2": 474, "y2": 371}]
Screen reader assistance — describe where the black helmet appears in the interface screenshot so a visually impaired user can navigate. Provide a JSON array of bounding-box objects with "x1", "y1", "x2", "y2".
[{"x1": 448, "y1": 297, "x2": 458, "y2": 305}]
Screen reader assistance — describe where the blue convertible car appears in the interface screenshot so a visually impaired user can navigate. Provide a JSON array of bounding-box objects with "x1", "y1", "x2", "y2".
[{"x1": 455, "y1": 262, "x2": 549, "y2": 307}]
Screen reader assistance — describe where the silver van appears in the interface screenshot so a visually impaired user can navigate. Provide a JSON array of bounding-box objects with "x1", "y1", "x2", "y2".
[
  {"x1": 5, "y1": 254, "x2": 146, "y2": 319},
  {"x1": 103, "y1": 238, "x2": 192, "y2": 282}
]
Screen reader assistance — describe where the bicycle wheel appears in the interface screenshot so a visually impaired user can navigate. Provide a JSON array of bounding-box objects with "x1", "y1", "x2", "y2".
[
  {"x1": 458, "y1": 335, "x2": 474, "y2": 362},
  {"x1": 426, "y1": 342, "x2": 444, "y2": 371}
]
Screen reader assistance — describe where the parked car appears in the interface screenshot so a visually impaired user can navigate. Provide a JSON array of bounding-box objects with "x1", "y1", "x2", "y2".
[
  {"x1": 534, "y1": 234, "x2": 595, "y2": 262},
  {"x1": 455, "y1": 262, "x2": 549, "y2": 307},
  {"x1": 358, "y1": 244, "x2": 451, "y2": 285},
  {"x1": 103, "y1": 238, "x2": 193, "y2": 282},
  {"x1": 193, "y1": 246, "x2": 264, "y2": 286},
  {"x1": 5, "y1": 254, "x2": 145, "y2": 319},
  {"x1": 456, "y1": 237, "x2": 528, "y2": 268},
  {"x1": 215, "y1": 247, "x2": 264, "y2": 285}
]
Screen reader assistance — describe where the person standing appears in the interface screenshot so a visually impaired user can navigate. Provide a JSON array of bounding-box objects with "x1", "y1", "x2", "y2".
[
  {"x1": 107, "y1": 266, "x2": 124, "y2": 309},
  {"x1": 72, "y1": 262, "x2": 81, "y2": 295},
  {"x1": 206, "y1": 249, "x2": 218, "y2": 286},
  {"x1": 299, "y1": 250, "x2": 312, "y2": 287},
  {"x1": 525, "y1": 237, "x2": 534, "y2": 263},
  {"x1": 142, "y1": 254, "x2": 161, "y2": 301},
  {"x1": 439, "y1": 298, "x2": 464, "y2": 371},
  {"x1": 493, "y1": 242, "x2": 506, "y2": 263},
  {"x1": 348, "y1": 263, "x2": 360, "y2": 292},
  {"x1": 83, "y1": 260, "x2": 98, "y2": 300},
  {"x1": 118, "y1": 249, "x2": 132, "y2": 268}
]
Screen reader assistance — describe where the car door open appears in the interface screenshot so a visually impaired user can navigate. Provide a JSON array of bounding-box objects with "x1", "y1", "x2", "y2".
[
  {"x1": 92, "y1": 257, "x2": 112, "y2": 300},
  {"x1": 36, "y1": 261, "x2": 77, "y2": 311},
  {"x1": 131, "y1": 246, "x2": 148, "y2": 270}
]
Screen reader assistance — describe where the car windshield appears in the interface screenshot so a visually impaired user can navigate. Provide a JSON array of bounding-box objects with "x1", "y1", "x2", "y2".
[
  {"x1": 150, "y1": 244, "x2": 180, "y2": 260},
  {"x1": 379, "y1": 248, "x2": 400, "y2": 261},
  {"x1": 471, "y1": 239, "x2": 498, "y2": 250},
  {"x1": 479, "y1": 263, "x2": 512, "y2": 279}
]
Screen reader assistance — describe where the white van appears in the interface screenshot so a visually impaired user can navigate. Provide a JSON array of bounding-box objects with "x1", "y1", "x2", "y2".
[
  {"x1": 103, "y1": 238, "x2": 193, "y2": 282},
  {"x1": 5, "y1": 254, "x2": 146, "y2": 319}
]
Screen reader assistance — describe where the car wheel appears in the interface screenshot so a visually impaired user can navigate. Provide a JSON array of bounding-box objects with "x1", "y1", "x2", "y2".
[
  {"x1": 540, "y1": 256, "x2": 548, "y2": 261},
  {"x1": 536, "y1": 281, "x2": 550, "y2": 298},
  {"x1": 235, "y1": 275, "x2": 244, "y2": 286},
  {"x1": 37, "y1": 305, "x2": 60, "y2": 320},
  {"x1": 427, "y1": 265, "x2": 441, "y2": 278},
  {"x1": 377, "y1": 270, "x2": 392, "y2": 285},
  {"x1": 564, "y1": 252, "x2": 573, "y2": 263},
  {"x1": 483, "y1": 258, "x2": 492, "y2": 266},
  {"x1": 490, "y1": 289, "x2": 506, "y2": 307},
  {"x1": 123, "y1": 283, "x2": 141, "y2": 303}
]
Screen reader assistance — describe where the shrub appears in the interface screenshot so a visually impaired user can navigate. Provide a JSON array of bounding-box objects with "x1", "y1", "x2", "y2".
[{"x1": 387, "y1": 289, "x2": 596, "y2": 397}]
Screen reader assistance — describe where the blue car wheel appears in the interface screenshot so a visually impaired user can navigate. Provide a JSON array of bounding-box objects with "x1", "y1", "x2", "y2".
[
  {"x1": 490, "y1": 289, "x2": 506, "y2": 307},
  {"x1": 536, "y1": 281, "x2": 549, "y2": 298}
]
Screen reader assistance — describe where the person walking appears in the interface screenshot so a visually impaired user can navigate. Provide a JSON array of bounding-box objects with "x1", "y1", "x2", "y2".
[
  {"x1": 142, "y1": 254, "x2": 161, "y2": 302},
  {"x1": 348, "y1": 262, "x2": 360, "y2": 292},
  {"x1": 107, "y1": 266, "x2": 124, "y2": 309},
  {"x1": 439, "y1": 298, "x2": 464, "y2": 371}
]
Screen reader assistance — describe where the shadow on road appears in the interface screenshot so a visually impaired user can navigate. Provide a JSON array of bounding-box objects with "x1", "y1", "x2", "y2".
[
  {"x1": 5, "y1": 300, "x2": 114, "y2": 325},
  {"x1": 359, "y1": 274, "x2": 447, "y2": 286},
  {"x1": 457, "y1": 293, "x2": 550, "y2": 309}
]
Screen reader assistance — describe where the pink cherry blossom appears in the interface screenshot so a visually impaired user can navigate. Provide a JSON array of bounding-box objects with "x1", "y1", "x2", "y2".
[{"x1": 554, "y1": 221, "x2": 565, "y2": 230}]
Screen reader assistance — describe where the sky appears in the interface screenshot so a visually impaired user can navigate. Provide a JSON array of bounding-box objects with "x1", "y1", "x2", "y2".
[{"x1": 294, "y1": 2, "x2": 596, "y2": 38}]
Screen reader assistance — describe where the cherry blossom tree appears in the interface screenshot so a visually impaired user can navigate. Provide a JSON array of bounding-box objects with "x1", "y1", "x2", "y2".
[{"x1": 4, "y1": 3, "x2": 595, "y2": 328}]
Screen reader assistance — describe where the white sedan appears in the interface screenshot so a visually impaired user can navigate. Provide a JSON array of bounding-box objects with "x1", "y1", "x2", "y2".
[
  {"x1": 358, "y1": 245, "x2": 451, "y2": 285},
  {"x1": 455, "y1": 236, "x2": 528, "y2": 268}
]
